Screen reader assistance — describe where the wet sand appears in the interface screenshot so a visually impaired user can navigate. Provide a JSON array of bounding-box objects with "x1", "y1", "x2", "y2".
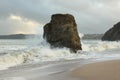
[
  {"x1": 0, "y1": 59, "x2": 87, "y2": 80},
  {"x1": 0, "y1": 59, "x2": 120, "y2": 80},
  {"x1": 71, "y1": 59, "x2": 120, "y2": 80}
]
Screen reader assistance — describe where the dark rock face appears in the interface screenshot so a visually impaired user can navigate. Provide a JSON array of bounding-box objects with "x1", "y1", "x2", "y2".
[
  {"x1": 43, "y1": 14, "x2": 82, "y2": 52},
  {"x1": 102, "y1": 22, "x2": 120, "y2": 41}
]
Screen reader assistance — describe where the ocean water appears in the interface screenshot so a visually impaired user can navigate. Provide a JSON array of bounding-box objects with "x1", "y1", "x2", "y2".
[{"x1": 0, "y1": 36, "x2": 120, "y2": 70}]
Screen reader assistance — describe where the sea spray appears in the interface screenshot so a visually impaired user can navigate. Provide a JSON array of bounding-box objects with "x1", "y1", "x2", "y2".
[
  {"x1": 0, "y1": 29, "x2": 120, "y2": 70},
  {"x1": 79, "y1": 33, "x2": 84, "y2": 39},
  {"x1": 24, "y1": 27, "x2": 44, "y2": 46},
  {"x1": 82, "y1": 40, "x2": 120, "y2": 51}
]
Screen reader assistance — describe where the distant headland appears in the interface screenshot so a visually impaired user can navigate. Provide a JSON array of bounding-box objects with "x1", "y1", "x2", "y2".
[
  {"x1": 0, "y1": 34, "x2": 34, "y2": 39},
  {"x1": 0, "y1": 34, "x2": 103, "y2": 40}
]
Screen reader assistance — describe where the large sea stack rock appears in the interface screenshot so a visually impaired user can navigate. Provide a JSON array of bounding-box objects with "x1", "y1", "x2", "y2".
[
  {"x1": 102, "y1": 22, "x2": 120, "y2": 41},
  {"x1": 43, "y1": 14, "x2": 82, "y2": 52}
]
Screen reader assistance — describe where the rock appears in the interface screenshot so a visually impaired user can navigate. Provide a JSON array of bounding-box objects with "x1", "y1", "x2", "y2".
[
  {"x1": 43, "y1": 14, "x2": 82, "y2": 52},
  {"x1": 102, "y1": 22, "x2": 120, "y2": 41}
]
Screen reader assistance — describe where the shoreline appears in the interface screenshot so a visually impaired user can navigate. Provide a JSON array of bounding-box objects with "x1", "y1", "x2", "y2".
[
  {"x1": 0, "y1": 58, "x2": 120, "y2": 80},
  {"x1": 71, "y1": 59, "x2": 120, "y2": 80}
]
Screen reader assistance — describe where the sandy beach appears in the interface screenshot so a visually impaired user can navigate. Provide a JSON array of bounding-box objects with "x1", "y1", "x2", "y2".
[
  {"x1": 0, "y1": 59, "x2": 119, "y2": 80},
  {"x1": 71, "y1": 59, "x2": 120, "y2": 80}
]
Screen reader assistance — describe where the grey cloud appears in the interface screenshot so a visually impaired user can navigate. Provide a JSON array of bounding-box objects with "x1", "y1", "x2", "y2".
[
  {"x1": 0, "y1": 0, "x2": 120, "y2": 34},
  {"x1": 0, "y1": 17, "x2": 39, "y2": 35}
]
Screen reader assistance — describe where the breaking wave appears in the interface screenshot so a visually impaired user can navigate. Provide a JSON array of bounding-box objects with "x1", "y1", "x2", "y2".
[{"x1": 0, "y1": 28, "x2": 120, "y2": 70}]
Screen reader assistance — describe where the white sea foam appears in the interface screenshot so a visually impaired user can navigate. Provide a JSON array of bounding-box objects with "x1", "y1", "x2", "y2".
[
  {"x1": 0, "y1": 77, "x2": 26, "y2": 80},
  {"x1": 79, "y1": 33, "x2": 84, "y2": 38},
  {"x1": 82, "y1": 40, "x2": 120, "y2": 52},
  {"x1": 0, "y1": 28, "x2": 120, "y2": 70},
  {"x1": 0, "y1": 39, "x2": 120, "y2": 70}
]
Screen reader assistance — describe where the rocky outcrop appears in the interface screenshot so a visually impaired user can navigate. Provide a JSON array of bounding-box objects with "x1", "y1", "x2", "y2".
[
  {"x1": 102, "y1": 22, "x2": 120, "y2": 41},
  {"x1": 43, "y1": 14, "x2": 82, "y2": 52}
]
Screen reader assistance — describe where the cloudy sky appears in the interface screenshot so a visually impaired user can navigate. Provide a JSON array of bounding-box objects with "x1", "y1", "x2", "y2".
[{"x1": 0, "y1": 0, "x2": 120, "y2": 35}]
